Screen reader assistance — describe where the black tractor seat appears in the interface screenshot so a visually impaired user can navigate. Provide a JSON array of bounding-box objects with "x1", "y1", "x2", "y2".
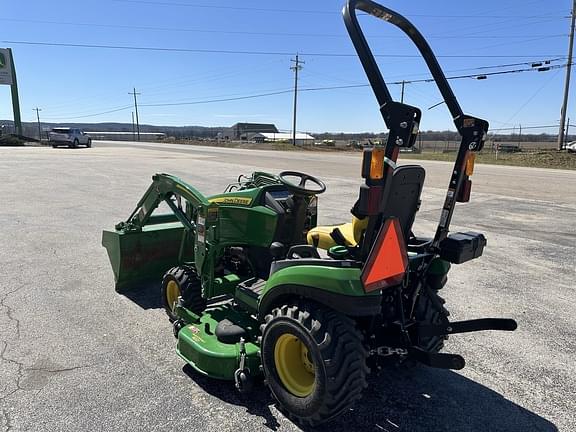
[{"x1": 307, "y1": 165, "x2": 426, "y2": 250}]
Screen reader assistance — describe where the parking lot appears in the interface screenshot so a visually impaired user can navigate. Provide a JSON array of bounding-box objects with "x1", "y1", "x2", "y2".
[{"x1": 1, "y1": 141, "x2": 575, "y2": 431}]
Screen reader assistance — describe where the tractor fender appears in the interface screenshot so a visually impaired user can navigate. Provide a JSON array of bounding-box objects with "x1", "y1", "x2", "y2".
[{"x1": 258, "y1": 265, "x2": 381, "y2": 319}]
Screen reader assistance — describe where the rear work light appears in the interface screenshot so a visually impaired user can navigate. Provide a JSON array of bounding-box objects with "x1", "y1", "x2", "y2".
[{"x1": 361, "y1": 217, "x2": 408, "y2": 292}]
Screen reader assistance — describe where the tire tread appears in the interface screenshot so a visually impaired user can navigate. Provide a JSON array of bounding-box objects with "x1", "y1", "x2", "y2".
[
  {"x1": 161, "y1": 265, "x2": 206, "y2": 320},
  {"x1": 260, "y1": 302, "x2": 368, "y2": 425}
]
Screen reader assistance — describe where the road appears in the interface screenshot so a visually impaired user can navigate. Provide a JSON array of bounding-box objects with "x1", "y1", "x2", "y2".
[{"x1": 1, "y1": 140, "x2": 574, "y2": 432}]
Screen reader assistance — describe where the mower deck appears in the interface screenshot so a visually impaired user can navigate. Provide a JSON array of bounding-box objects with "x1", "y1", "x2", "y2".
[{"x1": 176, "y1": 303, "x2": 261, "y2": 380}]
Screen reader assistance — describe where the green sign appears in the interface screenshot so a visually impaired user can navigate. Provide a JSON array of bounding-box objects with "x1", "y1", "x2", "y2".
[{"x1": 0, "y1": 48, "x2": 14, "y2": 85}]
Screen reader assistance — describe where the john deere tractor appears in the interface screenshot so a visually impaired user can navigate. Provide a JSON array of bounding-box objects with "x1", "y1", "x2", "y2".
[{"x1": 102, "y1": 0, "x2": 517, "y2": 425}]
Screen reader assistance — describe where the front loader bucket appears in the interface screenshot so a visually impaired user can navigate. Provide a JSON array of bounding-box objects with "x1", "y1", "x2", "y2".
[{"x1": 102, "y1": 221, "x2": 188, "y2": 292}]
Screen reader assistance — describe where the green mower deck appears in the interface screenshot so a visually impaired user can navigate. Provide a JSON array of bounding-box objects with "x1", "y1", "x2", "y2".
[{"x1": 176, "y1": 303, "x2": 261, "y2": 381}]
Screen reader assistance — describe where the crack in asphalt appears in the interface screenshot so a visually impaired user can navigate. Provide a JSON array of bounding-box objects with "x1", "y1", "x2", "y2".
[
  {"x1": 1, "y1": 285, "x2": 25, "y2": 432},
  {"x1": 0, "y1": 341, "x2": 25, "y2": 398},
  {"x1": 0, "y1": 285, "x2": 23, "y2": 340},
  {"x1": 1, "y1": 339, "x2": 96, "y2": 432},
  {"x1": 0, "y1": 342, "x2": 23, "y2": 432},
  {"x1": 26, "y1": 365, "x2": 93, "y2": 374},
  {"x1": 1, "y1": 408, "x2": 13, "y2": 432}
]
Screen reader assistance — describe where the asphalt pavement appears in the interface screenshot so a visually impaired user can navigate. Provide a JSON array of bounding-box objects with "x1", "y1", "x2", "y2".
[{"x1": 1, "y1": 141, "x2": 574, "y2": 431}]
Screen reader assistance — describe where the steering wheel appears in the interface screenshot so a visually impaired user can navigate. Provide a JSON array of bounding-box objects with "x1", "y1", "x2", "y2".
[{"x1": 278, "y1": 171, "x2": 326, "y2": 195}]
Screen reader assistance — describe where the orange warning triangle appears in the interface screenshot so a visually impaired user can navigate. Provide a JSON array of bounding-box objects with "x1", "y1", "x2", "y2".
[{"x1": 362, "y1": 218, "x2": 408, "y2": 292}]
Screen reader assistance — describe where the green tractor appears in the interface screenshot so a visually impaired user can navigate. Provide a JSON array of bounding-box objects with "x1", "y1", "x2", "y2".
[{"x1": 102, "y1": 0, "x2": 517, "y2": 425}]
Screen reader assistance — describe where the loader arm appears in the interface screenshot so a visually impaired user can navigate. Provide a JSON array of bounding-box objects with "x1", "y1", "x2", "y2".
[
  {"x1": 117, "y1": 173, "x2": 211, "y2": 232},
  {"x1": 103, "y1": 173, "x2": 213, "y2": 292}
]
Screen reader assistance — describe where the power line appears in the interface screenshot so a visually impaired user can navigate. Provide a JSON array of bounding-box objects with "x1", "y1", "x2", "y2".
[
  {"x1": 490, "y1": 124, "x2": 565, "y2": 132},
  {"x1": 428, "y1": 16, "x2": 564, "y2": 43},
  {"x1": 111, "y1": 0, "x2": 569, "y2": 19},
  {"x1": 33, "y1": 58, "x2": 570, "y2": 114},
  {"x1": 299, "y1": 63, "x2": 570, "y2": 90},
  {"x1": 112, "y1": 0, "x2": 332, "y2": 15},
  {"x1": 43, "y1": 105, "x2": 132, "y2": 120},
  {"x1": 301, "y1": 58, "x2": 564, "y2": 84},
  {"x1": 42, "y1": 63, "x2": 571, "y2": 120},
  {"x1": 1, "y1": 40, "x2": 566, "y2": 59},
  {"x1": 502, "y1": 69, "x2": 564, "y2": 126},
  {"x1": 138, "y1": 63, "x2": 569, "y2": 107},
  {"x1": 141, "y1": 90, "x2": 293, "y2": 107},
  {"x1": 39, "y1": 58, "x2": 565, "y2": 115},
  {"x1": 0, "y1": 18, "x2": 566, "y2": 41}
]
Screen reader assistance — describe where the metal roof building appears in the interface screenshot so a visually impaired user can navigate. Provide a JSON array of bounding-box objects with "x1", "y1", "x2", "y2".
[{"x1": 230, "y1": 122, "x2": 278, "y2": 140}]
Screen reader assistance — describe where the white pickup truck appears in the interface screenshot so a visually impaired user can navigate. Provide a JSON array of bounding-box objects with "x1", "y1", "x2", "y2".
[{"x1": 49, "y1": 127, "x2": 92, "y2": 148}]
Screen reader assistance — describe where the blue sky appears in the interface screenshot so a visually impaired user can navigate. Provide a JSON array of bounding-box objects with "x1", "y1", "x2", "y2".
[{"x1": 0, "y1": 0, "x2": 573, "y2": 133}]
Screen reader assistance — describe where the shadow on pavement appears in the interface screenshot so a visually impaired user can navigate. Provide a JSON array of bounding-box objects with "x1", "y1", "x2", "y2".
[
  {"x1": 124, "y1": 281, "x2": 556, "y2": 431},
  {"x1": 183, "y1": 365, "x2": 282, "y2": 431},
  {"x1": 120, "y1": 281, "x2": 162, "y2": 310},
  {"x1": 184, "y1": 364, "x2": 557, "y2": 432}
]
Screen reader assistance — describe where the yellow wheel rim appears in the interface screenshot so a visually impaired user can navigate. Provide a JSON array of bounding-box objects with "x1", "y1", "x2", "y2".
[
  {"x1": 166, "y1": 280, "x2": 181, "y2": 311},
  {"x1": 274, "y1": 333, "x2": 315, "y2": 397}
]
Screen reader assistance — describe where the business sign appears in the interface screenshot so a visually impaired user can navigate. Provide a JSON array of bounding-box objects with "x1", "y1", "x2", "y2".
[{"x1": 0, "y1": 48, "x2": 14, "y2": 85}]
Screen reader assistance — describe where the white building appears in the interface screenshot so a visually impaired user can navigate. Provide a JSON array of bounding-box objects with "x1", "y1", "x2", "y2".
[{"x1": 251, "y1": 132, "x2": 314, "y2": 145}]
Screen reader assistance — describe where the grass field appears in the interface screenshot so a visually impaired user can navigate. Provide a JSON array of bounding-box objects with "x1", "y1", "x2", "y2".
[
  {"x1": 166, "y1": 138, "x2": 576, "y2": 170},
  {"x1": 401, "y1": 149, "x2": 576, "y2": 170}
]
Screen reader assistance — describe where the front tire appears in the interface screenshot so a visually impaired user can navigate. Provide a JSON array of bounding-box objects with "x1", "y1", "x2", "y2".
[
  {"x1": 86, "y1": 139, "x2": 92, "y2": 148},
  {"x1": 161, "y1": 266, "x2": 206, "y2": 321},
  {"x1": 260, "y1": 303, "x2": 368, "y2": 426}
]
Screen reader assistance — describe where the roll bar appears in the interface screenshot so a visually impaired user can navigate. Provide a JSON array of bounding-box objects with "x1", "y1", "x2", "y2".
[
  {"x1": 343, "y1": 0, "x2": 490, "y2": 250},
  {"x1": 343, "y1": 0, "x2": 464, "y2": 127}
]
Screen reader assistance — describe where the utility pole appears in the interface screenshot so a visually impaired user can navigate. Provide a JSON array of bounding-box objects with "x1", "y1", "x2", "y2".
[
  {"x1": 33, "y1": 107, "x2": 42, "y2": 141},
  {"x1": 131, "y1": 111, "x2": 135, "y2": 141},
  {"x1": 290, "y1": 54, "x2": 304, "y2": 146},
  {"x1": 401, "y1": 80, "x2": 405, "y2": 103},
  {"x1": 557, "y1": 0, "x2": 575, "y2": 150},
  {"x1": 129, "y1": 88, "x2": 141, "y2": 141}
]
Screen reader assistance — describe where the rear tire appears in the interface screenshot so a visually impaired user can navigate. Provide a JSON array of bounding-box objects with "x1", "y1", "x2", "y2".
[
  {"x1": 71, "y1": 139, "x2": 79, "y2": 148},
  {"x1": 413, "y1": 287, "x2": 450, "y2": 354},
  {"x1": 161, "y1": 266, "x2": 206, "y2": 321},
  {"x1": 260, "y1": 303, "x2": 368, "y2": 426}
]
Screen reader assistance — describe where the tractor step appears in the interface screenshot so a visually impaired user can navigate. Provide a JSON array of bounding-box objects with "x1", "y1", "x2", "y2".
[
  {"x1": 235, "y1": 278, "x2": 266, "y2": 311},
  {"x1": 237, "y1": 278, "x2": 266, "y2": 299}
]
